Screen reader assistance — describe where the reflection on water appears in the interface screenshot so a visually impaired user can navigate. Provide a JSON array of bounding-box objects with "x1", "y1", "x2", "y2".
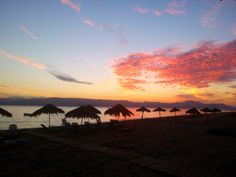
[{"x1": 0, "y1": 105, "x2": 192, "y2": 130}]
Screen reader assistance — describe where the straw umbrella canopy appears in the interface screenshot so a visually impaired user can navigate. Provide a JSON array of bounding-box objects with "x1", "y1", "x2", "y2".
[
  {"x1": 32, "y1": 104, "x2": 65, "y2": 127},
  {"x1": 170, "y1": 107, "x2": 180, "y2": 117},
  {"x1": 200, "y1": 107, "x2": 211, "y2": 114},
  {"x1": 153, "y1": 107, "x2": 166, "y2": 118},
  {"x1": 186, "y1": 107, "x2": 201, "y2": 115},
  {"x1": 85, "y1": 105, "x2": 101, "y2": 114},
  {"x1": 104, "y1": 104, "x2": 134, "y2": 120},
  {"x1": 211, "y1": 108, "x2": 222, "y2": 113},
  {"x1": 136, "y1": 106, "x2": 151, "y2": 119},
  {"x1": 65, "y1": 105, "x2": 100, "y2": 124},
  {"x1": 0, "y1": 107, "x2": 12, "y2": 117}
]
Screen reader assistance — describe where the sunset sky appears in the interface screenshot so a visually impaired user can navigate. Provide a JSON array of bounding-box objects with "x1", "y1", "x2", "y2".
[{"x1": 0, "y1": 0, "x2": 236, "y2": 106}]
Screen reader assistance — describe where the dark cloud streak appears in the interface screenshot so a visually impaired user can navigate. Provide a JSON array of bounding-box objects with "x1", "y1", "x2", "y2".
[{"x1": 49, "y1": 71, "x2": 93, "y2": 85}]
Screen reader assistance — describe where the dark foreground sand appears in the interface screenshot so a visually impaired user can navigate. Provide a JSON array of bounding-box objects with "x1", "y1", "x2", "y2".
[{"x1": 1, "y1": 112, "x2": 236, "y2": 177}]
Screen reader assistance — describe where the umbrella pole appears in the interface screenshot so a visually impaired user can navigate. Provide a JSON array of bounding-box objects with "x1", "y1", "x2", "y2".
[
  {"x1": 49, "y1": 114, "x2": 51, "y2": 127},
  {"x1": 159, "y1": 111, "x2": 161, "y2": 118},
  {"x1": 141, "y1": 111, "x2": 144, "y2": 119}
]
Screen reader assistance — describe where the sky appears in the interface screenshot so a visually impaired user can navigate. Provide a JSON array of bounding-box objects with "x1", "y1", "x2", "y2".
[{"x1": 0, "y1": 0, "x2": 236, "y2": 106}]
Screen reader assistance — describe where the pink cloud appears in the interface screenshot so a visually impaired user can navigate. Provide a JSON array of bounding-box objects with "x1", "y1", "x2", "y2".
[
  {"x1": 0, "y1": 50, "x2": 92, "y2": 85},
  {"x1": 202, "y1": 1, "x2": 223, "y2": 28},
  {"x1": 0, "y1": 50, "x2": 47, "y2": 70},
  {"x1": 81, "y1": 17, "x2": 127, "y2": 45},
  {"x1": 60, "y1": 0, "x2": 80, "y2": 13},
  {"x1": 164, "y1": 0, "x2": 186, "y2": 15},
  {"x1": 133, "y1": 5, "x2": 150, "y2": 15},
  {"x1": 82, "y1": 18, "x2": 104, "y2": 30},
  {"x1": 111, "y1": 39, "x2": 236, "y2": 90},
  {"x1": 232, "y1": 25, "x2": 236, "y2": 35},
  {"x1": 133, "y1": 1, "x2": 186, "y2": 17},
  {"x1": 153, "y1": 10, "x2": 162, "y2": 16},
  {"x1": 82, "y1": 18, "x2": 95, "y2": 27},
  {"x1": 19, "y1": 25, "x2": 37, "y2": 40}
]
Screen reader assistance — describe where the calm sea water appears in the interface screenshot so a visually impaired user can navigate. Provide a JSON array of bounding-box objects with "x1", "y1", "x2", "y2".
[{"x1": 0, "y1": 105, "x2": 193, "y2": 130}]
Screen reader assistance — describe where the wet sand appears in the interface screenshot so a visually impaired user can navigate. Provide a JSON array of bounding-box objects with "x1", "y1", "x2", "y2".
[{"x1": 1, "y1": 112, "x2": 236, "y2": 177}]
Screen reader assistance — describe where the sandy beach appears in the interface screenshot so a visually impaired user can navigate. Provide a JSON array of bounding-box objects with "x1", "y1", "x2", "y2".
[{"x1": 1, "y1": 112, "x2": 236, "y2": 177}]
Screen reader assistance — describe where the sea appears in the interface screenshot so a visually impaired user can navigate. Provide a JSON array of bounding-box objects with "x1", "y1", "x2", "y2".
[{"x1": 0, "y1": 105, "x2": 208, "y2": 130}]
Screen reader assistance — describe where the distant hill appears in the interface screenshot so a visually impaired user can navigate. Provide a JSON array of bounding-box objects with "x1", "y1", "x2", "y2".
[{"x1": 0, "y1": 97, "x2": 235, "y2": 110}]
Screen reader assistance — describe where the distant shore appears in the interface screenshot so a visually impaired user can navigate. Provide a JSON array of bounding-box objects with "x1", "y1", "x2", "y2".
[{"x1": 1, "y1": 97, "x2": 235, "y2": 110}]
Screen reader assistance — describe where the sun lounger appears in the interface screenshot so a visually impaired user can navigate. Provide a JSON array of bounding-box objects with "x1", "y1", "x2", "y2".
[
  {"x1": 71, "y1": 122, "x2": 79, "y2": 128},
  {"x1": 62, "y1": 119, "x2": 71, "y2": 126},
  {"x1": 84, "y1": 121, "x2": 91, "y2": 127},
  {"x1": 9, "y1": 124, "x2": 18, "y2": 132},
  {"x1": 110, "y1": 119, "x2": 122, "y2": 126},
  {"x1": 40, "y1": 124, "x2": 48, "y2": 129},
  {"x1": 7, "y1": 124, "x2": 20, "y2": 138}
]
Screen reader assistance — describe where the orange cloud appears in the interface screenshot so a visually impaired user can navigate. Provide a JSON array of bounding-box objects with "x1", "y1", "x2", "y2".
[
  {"x1": 112, "y1": 39, "x2": 236, "y2": 90},
  {"x1": 60, "y1": 0, "x2": 80, "y2": 13}
]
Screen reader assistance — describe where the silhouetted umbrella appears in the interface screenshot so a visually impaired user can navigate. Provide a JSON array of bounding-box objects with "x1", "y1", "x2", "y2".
[
  {"x1": 65, "y1": 105, "x2": 100, "y2": 124},
  {"x1": 201, "y1": 107, "x2": 211, "y2": 113},
  {"x1": 0, "y1": 107, "x2": 12, "y2": 117},
  {"x1": 32, "y1": 104, "x2": 65, "y2": 127},
  {"x1": 211, "y1": 108, "x2": 222, "y2": 113},
  {"x1": 85, "y1": 105, "x2": 101, "y2": 114},
  {"x1": 104, "y1": 104, "x2": 134, "y2": 120},
  {"x1": 153, "y1": 107, "x2": 166, "y2": 118},
  {"x1": 170, "y1": 107, "x2": 180, "y2": 117},
  {"x1": 186, "y1": 107, "x2": 201, "y2": 115},
  {"x1": 136, "y1": 106, "x2": 151, "y2": 119}
]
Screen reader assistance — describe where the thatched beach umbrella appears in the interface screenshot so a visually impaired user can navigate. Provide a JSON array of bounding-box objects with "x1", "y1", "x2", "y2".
[
  {"x1": 0, "y1": 107, "x2": 12, "y2": 117},
  {"x1": 186, "y1": 107, "x2": 201, "y2": 115},
  {"x1": 65, "y1": 105, "x2": 100, "y2": 124},
  {"x1": 201, "y1": 107, "x2": 211, "y2": 114},
  {"x1": 211, "y1": 108, "x2": 222, "y2": 113},
  {"x1": 32, "y1": 104, "x2": 65, "y2": 127},
  {"x1": 136, "y1": 106, "x2": 151, "y2": 119},
  {"x1": 170, "y1": 107, "x2": 180, "y2": 117},
  {"x1": 85, "y1": 105, "x2": 101, "y2": 114},
  {"x1": 104, "y1": 104, "x2": 134, "y2": 120},
  {"x1": 153, "y1": 107, "x2": 166, "y2": 118}
]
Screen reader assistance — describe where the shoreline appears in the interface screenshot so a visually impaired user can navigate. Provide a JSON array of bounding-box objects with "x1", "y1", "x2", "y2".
[{"x1": 0, "y1": 111, "x2": 233, "y2": 131}]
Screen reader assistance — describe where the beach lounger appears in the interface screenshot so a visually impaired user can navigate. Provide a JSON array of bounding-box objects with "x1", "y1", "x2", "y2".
[
  {"x1": 2, "y1": 124, "x2": 21, "y2": 139},
  {"x1": 9, "y1": 124, "x2": 18, "y2": 132},
  {"x1": 62, "y1": 119, "x2": 71, "y2": 126},
  {"x1": 109, "y1": 119, "x2": 123, "y2": 126},
  {"x1": 84, "y1": 121, "x2": 91, "y2": 127},
  {"x1": 40, "y1": 124, "x2": 48, "y2": 129},
  {"x1": 71, "y1": 122, "x2": 79, "y2": 128}
]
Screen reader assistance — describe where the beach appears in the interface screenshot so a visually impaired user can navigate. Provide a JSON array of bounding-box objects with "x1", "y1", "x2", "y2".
[{"x1": 1, "y1": 112, "x2": 236, "y2": 177}]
